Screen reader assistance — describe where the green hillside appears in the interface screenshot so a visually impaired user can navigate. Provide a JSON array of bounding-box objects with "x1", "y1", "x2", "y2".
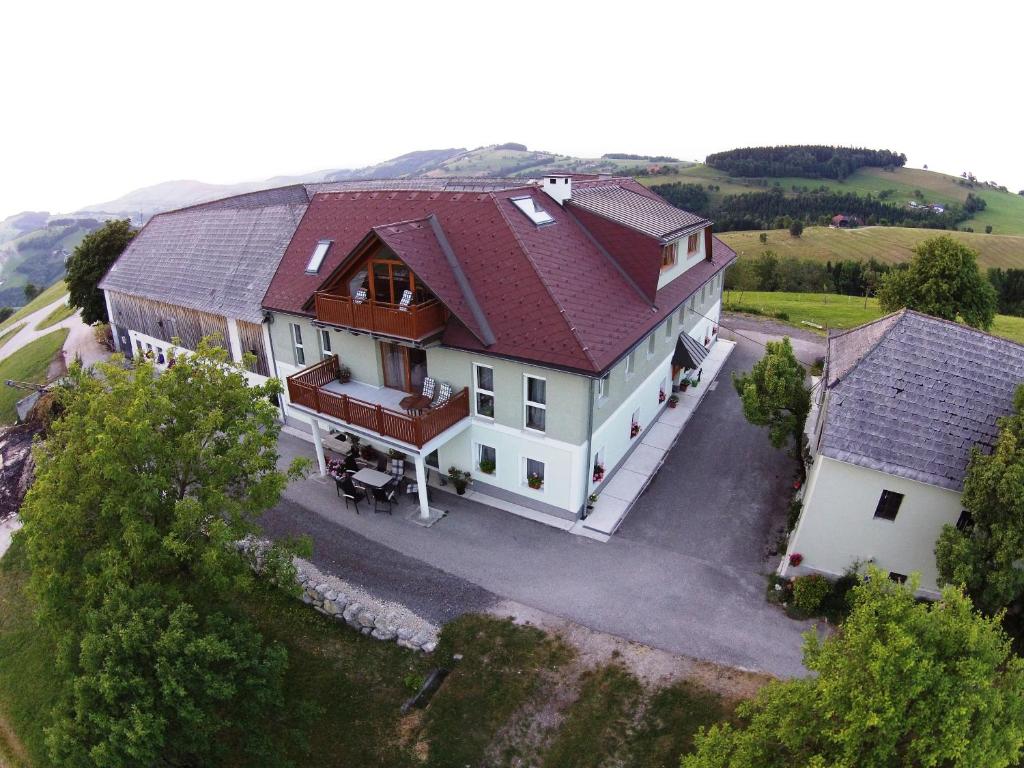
[
  {"x1": 0, "y1": 221, "x2": 96, "y2": 308},
  {"x1": 424, "y1": 145, "x2": 691, "y2": 179},
  {"x1": 639, "y1": 164, "x2": 1024, "y2": 235},
  {"x1": 719, "y1": 226, "x2": 1024, "y2": 270}
]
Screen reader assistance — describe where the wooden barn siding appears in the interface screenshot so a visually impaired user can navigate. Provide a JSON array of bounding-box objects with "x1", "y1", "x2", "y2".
[
  {"x1": 237, "y1": 320, "x2": 270, "y2": 377},
  {"x1": 107, "y1": 291, "x2": 229, "y2": 353}
]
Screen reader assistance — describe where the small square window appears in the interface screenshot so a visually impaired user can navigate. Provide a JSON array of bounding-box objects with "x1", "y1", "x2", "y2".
[
  {"x1": 525, "y1": 458, "x2": 545, "y2": 490},
  {"x1": 478, "y1": 444, "x2": 496, "y2": 474},
  {"x1": 888, "y1": 571, "x2": 908, "y2": 584},
  {"x1": 647, "y1": 334, "x2": 656, "y2": 358},
  {"x1": 873, "y1": 490, "x2": 904, "y2": 521},
  {"x1": 955, "y1": 510, "x2": 973, "y2": 531},
  {"x1": 474, "y1": 364, "x2": 495, "y2": 418}
]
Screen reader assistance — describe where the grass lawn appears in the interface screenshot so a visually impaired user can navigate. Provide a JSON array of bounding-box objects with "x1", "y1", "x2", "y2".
[
  {"x1": 623, "y1": 680, "x2": 730, "y2": 768},
  {"x1": 34, "y1": 302, "x2": 75, "y2": 331},
  {"x1": 723, "y1": 290, "x2": 1024, "y2": 345},
  {"x1": 0, "y1": 280, "x2": 68, "y2": 334},
  {"x1": 0, "y1": 323, "x2": 25, "y2": 349},
  {"x1": 719, "y1": 226, "x2": 1024, "y2": 271},
  {"x1": 0, "y1": 329, "x2": 68, "y2": 424}
]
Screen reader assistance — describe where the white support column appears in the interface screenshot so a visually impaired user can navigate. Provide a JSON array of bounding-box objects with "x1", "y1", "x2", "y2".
[
  {"x1": 310, "y1": 418, "x2": 327, "y2": 477},
  {"x1": 226, "y1": 317, "x2": 244, "y2": 363},
  {"x1": 414, "y1": 454, "x2": 430, "y2": 519},
  {"x1": 103, "y1": 291, "x2": 120, "y2": 352}
]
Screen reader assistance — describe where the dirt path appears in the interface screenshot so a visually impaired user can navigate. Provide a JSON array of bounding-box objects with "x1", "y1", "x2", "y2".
[
  {"x1": 0, "y1": 294, "x2": 109, "y2": 371},
  {"x1": 0, "y1": 710, "x2": 29, "y2": 768}
]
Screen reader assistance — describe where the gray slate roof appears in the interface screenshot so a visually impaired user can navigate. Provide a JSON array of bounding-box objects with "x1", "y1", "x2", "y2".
[
  {"x1": 99, "y1": 187, "x2": 310, "y2": 323},
  {"x1": 569, "y1": 184, "x2": 708, "y2": 241},
  {"x1": 820, "y1": 310, "x2": 1024, "y2": 491}
]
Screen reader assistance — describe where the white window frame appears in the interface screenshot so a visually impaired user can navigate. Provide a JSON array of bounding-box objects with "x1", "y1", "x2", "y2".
[
  {"x1": 305, "y1": 239, "x2": 332, "y2": 273},
  {"x1": 476, "y1": 443, "x2": 497, "y2": 475},
  {"x1": 687, "y1": 232, "x2": 700, "y2": 255},
  {"x1": 290, "y1": 323, "x2": 305, "y2": 366},
  {"x1": 660, "y1": 242, "x2": 678, "y2": 271},
  {"x1": 524, "y1": 374, "x2": 547, "y2": 433},
  {"x1": 319, "y1": 328, "x2": 333, "y2": 360},
  {"x1": 625, "y1": 350, "x2": 636, "y2": 379},
  {"x1": 523, "y1": 456, "x2": 546, "y2": 492},
  {"x1": 647, "y1": 333, "x2": 656, "y2": 359},
  {"x1": 596, "y1": 373, "x2": 610, "y2": 403},
  {"x1": 473, "y1": 363, "x2": 495, "y2": 419},
  {"x1": 665, "y1": 316, "x2": 674, "y2": 341}
]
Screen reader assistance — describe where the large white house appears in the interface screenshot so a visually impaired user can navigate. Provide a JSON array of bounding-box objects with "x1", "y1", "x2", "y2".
[{"x1": 782, "y1": 310, "x2": 1024, "y2": 596}]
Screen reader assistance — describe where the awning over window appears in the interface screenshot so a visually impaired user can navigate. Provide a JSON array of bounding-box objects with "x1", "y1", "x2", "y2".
[{"x1": 672, "y1": 332, "x2": 708, "y2": 370}]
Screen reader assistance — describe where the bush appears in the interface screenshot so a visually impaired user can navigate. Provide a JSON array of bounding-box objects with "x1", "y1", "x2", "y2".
[
  {"x1": 791, "y1": 575, "x2": 831, "y2": 616},
  {"x1": 772, "y1": 311, "x2": 789, "y2": 321}
]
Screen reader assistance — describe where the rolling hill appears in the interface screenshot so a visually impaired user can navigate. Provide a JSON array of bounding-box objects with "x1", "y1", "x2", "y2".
[{"x1": 0, "y1": 220, "x2": 99, "y2": 308}]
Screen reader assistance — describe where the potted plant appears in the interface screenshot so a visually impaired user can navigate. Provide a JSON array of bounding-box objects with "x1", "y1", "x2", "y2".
[
  {"x1": 586, "y1": 493, "x2": 598, "y2": 511},
  {"x1": 668, "y1": 394, "x2": 679, "y2": 409},
  {"x1": 337, "y1": 365, "x2": 352, "y2": 384},
  {"x1": 527, "y1": 473, "x2": 544, "y2": 490},
  {"x1": 679, "y1": 379, "x2": 690, "y2": 392},
  {"x1": 789, "y1": 552, "x2": 804, "y2": 567},
  {"x1": 689, "y1": 378, "x2": 700, "y2": 389},
  {"x1": 658, "y1": 389, "x2": 666, "y2": 404},
  {"x1": 478, "y1": 458, "x2": 496, "y2": 475},
  {"x1": 448, "y1": 466, "x2": 471, "y2": 495},
  {"x1": 360, "y1": 443, "x2": 378, "y2": 462},
  {"x1": 592, "y1": 463, "x2": 605, "y2": 483},
  {"x1": 630, "y1": 421, "x2": 641, "y2": 439}
]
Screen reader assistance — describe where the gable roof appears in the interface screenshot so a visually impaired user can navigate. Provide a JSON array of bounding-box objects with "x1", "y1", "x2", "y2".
[
  {"x1": 568, "y1": 178, "x2": 709, "y2": 241},
  {"x1": 819, "y1": 310, "x2": 1024, "y2": 490},
  {"x1": 99, "y1": 186, "x2": 310, "y2": 324},
  {"x1": 263, "y1": 180, "x2": 735, "y2": 374}
]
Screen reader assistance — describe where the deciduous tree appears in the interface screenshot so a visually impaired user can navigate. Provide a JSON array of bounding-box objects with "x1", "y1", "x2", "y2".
[
  {"x1": 682, "y1": 571, "x2": 1024, "y2": 768},
  {"x1": 788, "y1": 219, "x2": 803, "y2": 237},
  {"x1": 65, "y1": 218, "x2": 135, "y2": 324},
  {"x1": 936, "y1": 385, "x2": 1024, "y2": 614},
  {"x1": 876, "y1": 235, "x2": 997, "y2": 328},
  {"x1": 732, "y1": 337, "x2": 809, "y2": 455},
  {"x1": 19, "y1": 339, "x2": 309, "y2": 765}
]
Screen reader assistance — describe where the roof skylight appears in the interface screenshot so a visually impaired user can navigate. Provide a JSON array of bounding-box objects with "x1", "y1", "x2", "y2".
[
  {"x1": 511, "y1": 196, "x2": 555, "y2": 226},
  {"x1": 305, "y1": 240, "x2": 332, "y2": 273}
]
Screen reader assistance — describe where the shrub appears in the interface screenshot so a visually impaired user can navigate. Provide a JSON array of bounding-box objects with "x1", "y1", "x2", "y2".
[
  {"x1": 791, "y1": 574, "x2": 831, "y2": 616},
  {"x1": 772, "y1": 310, "x2": 790, "y2": 321},
  {"x1": 359, "y1": 443, "x2": 377, "y2": 461}
]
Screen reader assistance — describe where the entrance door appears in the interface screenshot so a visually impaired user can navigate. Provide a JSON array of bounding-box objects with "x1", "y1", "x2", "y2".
[{"x1": 380, "y1": 342, "x2": 428, "y2": 393}]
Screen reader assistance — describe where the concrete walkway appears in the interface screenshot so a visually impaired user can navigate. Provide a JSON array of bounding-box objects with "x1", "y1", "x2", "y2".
[{"x1": 579, "y1": 339, "x2": 735, "y2": 538}]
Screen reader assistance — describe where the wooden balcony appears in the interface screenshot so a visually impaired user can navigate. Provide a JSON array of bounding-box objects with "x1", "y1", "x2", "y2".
[
  {"x1": 314, "y1": 292, "x2": 447, "y2": 340},
  {"x1": 286, "y1": 357, "x2": 469, "y2": 448}
]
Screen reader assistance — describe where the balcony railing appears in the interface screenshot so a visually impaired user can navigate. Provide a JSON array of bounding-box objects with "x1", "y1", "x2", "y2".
[
  {"x1": 313, "y1": 292, "x2": 447, "y2": 340},
  {"x1": 286, "y1": 356, "x2": 469, "y2": 448}
]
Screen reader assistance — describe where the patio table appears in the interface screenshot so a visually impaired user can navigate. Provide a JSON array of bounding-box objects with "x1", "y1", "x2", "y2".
[
  {"x1": 399, "y1": 394, "x2": 432, "y2": 414},
  {"x1": 351, "y1": 467, "x2": 395, "y2": 490}
]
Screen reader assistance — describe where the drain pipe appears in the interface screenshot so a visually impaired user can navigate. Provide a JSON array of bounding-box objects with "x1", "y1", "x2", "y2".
[{"x1": 580, "y1": 376, "x2": 596, "y2": 520}]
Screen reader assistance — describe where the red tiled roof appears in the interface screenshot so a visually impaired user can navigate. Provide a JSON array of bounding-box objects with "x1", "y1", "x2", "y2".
[{"x1": 263, "y1": 182, "x2": 736, "y2": 374}]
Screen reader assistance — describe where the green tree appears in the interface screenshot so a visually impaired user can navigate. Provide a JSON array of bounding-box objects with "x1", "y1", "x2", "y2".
[
  {"x1": 788, "y1": 219, "x2": 803, "y2": 238},
  {"x1": 23, "y1": 282, "x2": 40, "y2": 301},
  {"x1": 0, "y1": 306, "x2": 12, "y2": 322},
  {"x1": 753, "y1": 250, "x2": 780, "y2": 291},
  {"x1": 64, "y1": 218, "x2": 135, "y2": 324},
  {"x1": 876, "y1": 235, "x2": 997, "y2": 329},
  {"x1": 682, "y1": 571, "x2": 1024, "y2": 768},
  {"x1": 732, "y1": 337, "x2": 809, "y2": 455},
  {"x1": 936, "y1": 385, "x2": 1024, "y2": 614},
  {"x1": 758, "y1": 231, "x2": 767, "y2": 244},
  {"x1": 19, "y1": 339, "x2": 310, "y2": 765}
]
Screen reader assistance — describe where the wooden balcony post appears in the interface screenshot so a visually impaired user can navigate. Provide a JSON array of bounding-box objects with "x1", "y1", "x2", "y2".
[
  {"x1": 375, "y1": 404, "x2": 385, "y2": 436},
  {"x1": 413, "y1": 417, "x2": 423, "y2": 447}
]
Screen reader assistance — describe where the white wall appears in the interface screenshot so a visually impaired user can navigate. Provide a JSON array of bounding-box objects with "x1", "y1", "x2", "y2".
[
  {"x1": 126, "y1": 328, "x2": 269, "y2": 388},
  {"x1": 657, "y1": 227, "x2": 707, "y2": 290},
  {"x1": 783, "y1": 455, "x2": 963, "y2": 596}
]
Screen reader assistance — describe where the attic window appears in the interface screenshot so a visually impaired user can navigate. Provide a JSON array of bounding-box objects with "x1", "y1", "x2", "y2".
[
  {"x1": 305, "y1": 240, "x2": 332, "y2": 273},
  {"x1": 511, "y1": 196, "x2": 554, "y2": 226}
]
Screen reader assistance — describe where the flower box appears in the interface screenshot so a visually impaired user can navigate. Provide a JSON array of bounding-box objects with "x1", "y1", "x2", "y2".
[{"x1": 630, "y1": 422, "x2": 641, "y2": 439}]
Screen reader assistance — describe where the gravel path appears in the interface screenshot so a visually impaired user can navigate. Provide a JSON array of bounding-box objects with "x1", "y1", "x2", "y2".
[{"x1": 0, "y1": 293, "x2": 108, "y2": 369}]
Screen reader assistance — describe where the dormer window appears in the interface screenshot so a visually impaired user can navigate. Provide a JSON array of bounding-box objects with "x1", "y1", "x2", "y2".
[
  {"x1": 661, "y1": 242, "x2": 678, "y2": 270},
  {"x1": 687, "y1": 232, "x2": 700, "y2": 255},
  {"x1": 306, "y1": 240, "x2": 332, "y2": 273},
  {"x1": 511, "y1": 196, "x2": 554, "y2": 226}
]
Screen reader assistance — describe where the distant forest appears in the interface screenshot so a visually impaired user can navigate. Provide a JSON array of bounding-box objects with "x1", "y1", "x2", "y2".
[
  {"x1": 705, "y1": 145, "x2": 907, "y2": 180},
  {"x1": 603, "y1": 153, "x2": 680, "y2": 162},
  {"x1": 651, "y1": 183, "x2": 966, "y2": 232}
]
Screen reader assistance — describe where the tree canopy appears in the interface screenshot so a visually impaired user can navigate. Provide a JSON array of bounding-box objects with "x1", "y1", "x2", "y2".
[
  {"x1": 18, "y1": 339, "x2": 309, "y2": 766},
  {"x1": 705, "y1": 145, "x2": 906, "y2": 179},
  {"x1": 682, "y1": 571, "x2": 1024, "y2": 768},
  {"x1": 877, "y1": 235, "x2": 997, "y2": 329},
  {"x1": 732, "y1": 337, "x2": 810, "y2": 455},
  {"x1": 936, "y1": 385, "x2": 1024, "y2": 615},
  {"x1": 65, "y1": 218, "x2": 135, "y2": 324}
]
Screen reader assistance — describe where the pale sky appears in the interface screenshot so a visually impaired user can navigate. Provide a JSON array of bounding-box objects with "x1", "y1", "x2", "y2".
[{"x1": 2, "y1": 0, "x2": 1022, "y2": 220}]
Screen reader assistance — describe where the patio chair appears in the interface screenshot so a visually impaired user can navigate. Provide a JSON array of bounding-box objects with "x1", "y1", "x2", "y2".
[
  {"x1": 376, "y1": 456, "x2": 388, "y2": 473},
  {"x1": 431, "y1": 381, "x2": 452, "y2": 409},
  {"x1": 398, "y1": 289, "x2": 413, "y2": 312},
  {"x1": 339, "y1": 477, "x2": 365, "y2": 513},
  {"x1": 372, "y1": 486, "x2": 393, "y2": 515},
  {"x1": 421, "y1": 376, "x2": 436, "y2": 401},
  {"x1": 353, "y1": 288, "x2": 368, "y2": 304}
]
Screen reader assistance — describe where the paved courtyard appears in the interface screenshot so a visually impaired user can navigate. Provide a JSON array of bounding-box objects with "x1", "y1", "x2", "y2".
[{"x1": 266, "y1": 328, "x2": 824, "y2": 678}]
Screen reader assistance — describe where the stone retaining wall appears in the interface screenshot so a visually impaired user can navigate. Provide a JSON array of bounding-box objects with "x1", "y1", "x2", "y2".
[{"x1": 294, "y1": 558, "x2": 439, "y2": 653}]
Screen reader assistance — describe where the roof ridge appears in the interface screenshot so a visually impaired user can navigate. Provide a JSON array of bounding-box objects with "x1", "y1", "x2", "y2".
[
  {"x1": 900, "y1": 307, "x2": 1024, "y2": 351},
  {"x1": 426, "y1": 214, "x2": 496, "y2": 347},
  {"x1": 151, "y1": 183, "x2": 311, "y2": 217},
  {"x1": 489, "y1": 191, "x2": 600, "y2": 370},
  {"x1": 826, "y1": 310, "x2": 906, "y2": 388}
]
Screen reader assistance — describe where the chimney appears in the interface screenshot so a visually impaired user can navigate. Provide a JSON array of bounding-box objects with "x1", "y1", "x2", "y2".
[{"x1": 540, "y1": 174, "x2": 572, "y2": 206}]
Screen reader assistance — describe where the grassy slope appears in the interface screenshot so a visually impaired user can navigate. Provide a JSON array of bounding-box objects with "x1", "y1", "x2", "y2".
[
  {"x1": 0, "y1": 323, "x2": 25, "y2": 348},
  {"x1": 35, "y1": 302, "x2": 75, "y2": 331},
  {"x1": 640, "y1": 165, "x2": 1024, "y2": 235},
  {"x1": 0, "y1": 280, "x2": 67, "y2": 334},
  {"x1": 0, "y1": 226, "x2": 87, "y2": 299},
  {"x1": 723, "y1": 290, "x2": 1024, "y2": 344},
  {"x1": 0, "y1": 328, "x2": 68, "y2": 424},
  {"x1": 719, "y1": 226, "x2": 1024, "y2": 270}
]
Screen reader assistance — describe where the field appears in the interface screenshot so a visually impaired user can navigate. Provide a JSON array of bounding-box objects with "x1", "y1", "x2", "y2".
[
  {"x1": 639, "y1": 165, "x2": 1024, "y2": 235},
  {"x1": 0, "y1": 328, "x2": 68, "y2": 423},
  {"x1": 723, "y1": 290, "x2": 1024, "y2": 345},
  {"x1": 35, "y1": 301, "x2": 75, "y2": 331},
  {"x1": 0, "y1": 223, "x2": 89, "y2": 308},
  {"x1": 0, "y1": 535, "x2": 742, "y2": 767},
  {"x1": 0, "y1": 279, "x2": 67, "y2": 334},
  {"x1": 719, "y1": 225, "x2": 1024, "y2": 270}
]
